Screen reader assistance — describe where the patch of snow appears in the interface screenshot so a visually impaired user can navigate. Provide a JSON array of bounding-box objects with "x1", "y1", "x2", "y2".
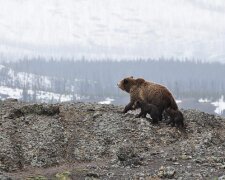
[
  {"x1": 7, "y1": 69, "x2": 15, "y2": 78},
  {"x1": 0, "y1": 86, "x2": 22, "y2": 99},
  {"x1": 0, "y1": 64, "x2": 5, "y2": 70},
  {"x1": 12, "y1": 71, "x2": 52, "y2": 89},
  {"x1": 0, "y1": 85, "x2": 82, "y2": 103},
  {"x1": 211, "y1": 95, "x2": 225, "y2": 115},
  {"x1": 98, "y1": 97, "x2": 115, "y2": 105},
  {"x1": 198, "y1": 98, "x2": 211, "y2": 103},
  {"x1": 176, "y1": 99, "x2": 182, "y2": 104},
  {"x1": 0, "y1": 65, "x2": 52, "y2": 89},
  {"x1": 32, "y1": 90, "x2": 76, "y2": 103},
  {"x1": 59, "y1": 94, "x2": 74, "y2": 102},
  {"x1": 72, "y1": 94, "x2": 82, "y2": 101}
]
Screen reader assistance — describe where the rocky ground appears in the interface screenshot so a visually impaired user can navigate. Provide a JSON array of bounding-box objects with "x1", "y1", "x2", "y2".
[{"x1": 0, "y1": 99, "x2": 225, "y2": 180}]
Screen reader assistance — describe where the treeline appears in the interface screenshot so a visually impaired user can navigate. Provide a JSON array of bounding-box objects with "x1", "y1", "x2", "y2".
[{"x1": 3, "y1": 57, "x2": 225, "y2": 100}]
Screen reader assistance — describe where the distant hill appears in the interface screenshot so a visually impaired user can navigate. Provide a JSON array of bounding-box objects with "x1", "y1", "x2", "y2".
[
  {"x1": 0, "y1": 64, "x2": 84, "y2": 102},
  {"x1": 1, "y1": 58, "x2": 225, "y2": 116},
  {"x1": 3, "y1": 58, "x2": 225, "y2": 98}
]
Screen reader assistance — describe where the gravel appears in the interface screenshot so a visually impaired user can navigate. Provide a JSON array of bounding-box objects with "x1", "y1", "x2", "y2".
[{"x1": 0, "y1": 99, "x2": 225, "y2": 179}]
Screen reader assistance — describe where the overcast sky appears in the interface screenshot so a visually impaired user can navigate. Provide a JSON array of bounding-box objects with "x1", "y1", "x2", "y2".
[{"x1": 0, "y1": 0, "x2": 225, "y2": 62}]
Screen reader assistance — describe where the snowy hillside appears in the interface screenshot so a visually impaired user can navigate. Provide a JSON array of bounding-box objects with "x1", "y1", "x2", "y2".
[
  {"x1": 0, "y1": 64, "x2": 115, "y2": 104},
  {"x1": 0, "y1": 86, "x2": 76, "y2": 103},
  {"x1": 0, "y1": 64, "x2": 51, "y2": 89},
  {"x1": 0, "y1": 0, "x2": 225, "y2": 61},
  {"x1": 0, "y1": 64, "x2": 83, "y2": 102}
]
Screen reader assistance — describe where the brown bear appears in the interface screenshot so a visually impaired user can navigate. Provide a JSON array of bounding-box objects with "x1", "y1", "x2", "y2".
[
  {"x1": 117, "y1": 76, "x2": 178, "y2": 122},
  {"x1": 133, "y1": 100, "x2": 160, "y2": 124},
  {"x1": 165, "y1": 108, "x2": 184, "y2": 128}
]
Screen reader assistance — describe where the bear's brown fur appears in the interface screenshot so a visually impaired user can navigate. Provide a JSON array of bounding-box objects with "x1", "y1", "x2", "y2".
[
  {"x1": 117, "y1": 76, "x2": 178, "y2": 121},
  {"x1": 166, "y1": 108, "x2": 184, "y2": 128},
  {"x1": 133, "y1": 100, "x2": 160, "y2": 124}
]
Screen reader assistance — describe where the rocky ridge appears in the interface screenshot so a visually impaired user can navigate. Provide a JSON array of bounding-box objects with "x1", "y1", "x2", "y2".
[{"x1": 0, "y1": 99, "x2": 225, "y2": 179}]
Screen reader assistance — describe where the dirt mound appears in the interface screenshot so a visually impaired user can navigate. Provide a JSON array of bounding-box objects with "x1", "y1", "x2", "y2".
[{"x1": 0, "y1": 99, "x2": 225, "y2": 179}]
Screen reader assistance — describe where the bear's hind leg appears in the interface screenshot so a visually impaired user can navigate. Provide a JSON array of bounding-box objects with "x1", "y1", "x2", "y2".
[{"x1": 135, "y1": 110, "x2": 146, "y2": 118}]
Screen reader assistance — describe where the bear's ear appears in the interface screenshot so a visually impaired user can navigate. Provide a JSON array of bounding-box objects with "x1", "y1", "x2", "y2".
[
  {"x1": 130, "y1": 76, "x2": 134, "y2": 78},
  {"x1": 136, "y1": 78, "x2": 145, "y2": 85},
  {"x1": 124, "y1": 79, "x2": 128, "y2": 84}
]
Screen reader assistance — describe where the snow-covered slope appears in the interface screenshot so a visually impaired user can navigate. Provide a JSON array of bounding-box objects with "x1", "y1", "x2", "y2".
[
  {"x1": 0, "y1": 0, "x2": 225, "y2": 62},
  {"x1": 0, "y1": 64, "x2": 51, "y2": 89},
  {"x1": 0, "y1": 64, "x2": 83, "y2": 102},
  {"x1": 211, "y1": 95, "x2": 225, "y2": 115},
  {"x1": 0, "y1": 85, "x2": 77, "y2": 103}
]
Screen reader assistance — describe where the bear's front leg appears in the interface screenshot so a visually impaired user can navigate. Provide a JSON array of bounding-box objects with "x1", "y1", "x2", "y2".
[
  {"x1": 123, "y1": 101, "x2": 134, "y2": 113},
  {"x1": 152, "y1": 117, "x2": 159, "y2": 124}
]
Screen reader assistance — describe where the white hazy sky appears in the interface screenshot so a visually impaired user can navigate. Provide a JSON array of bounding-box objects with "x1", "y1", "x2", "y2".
[{"x1": 0, "y1": 0, "x2": 225, "y2": 62}]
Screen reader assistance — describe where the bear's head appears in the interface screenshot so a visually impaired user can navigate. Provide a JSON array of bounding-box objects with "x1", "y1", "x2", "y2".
[
  {"x1": 117, "y1": 77, "x2": 146, "y2": 93},
  {"x1": 117, "y1": 76, "x2": 135, "y2": 93}
]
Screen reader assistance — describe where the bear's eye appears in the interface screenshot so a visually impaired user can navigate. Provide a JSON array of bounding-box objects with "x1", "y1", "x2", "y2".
[{"x1": 124, "y1": 79, "x2": 128, "y2": 84}]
